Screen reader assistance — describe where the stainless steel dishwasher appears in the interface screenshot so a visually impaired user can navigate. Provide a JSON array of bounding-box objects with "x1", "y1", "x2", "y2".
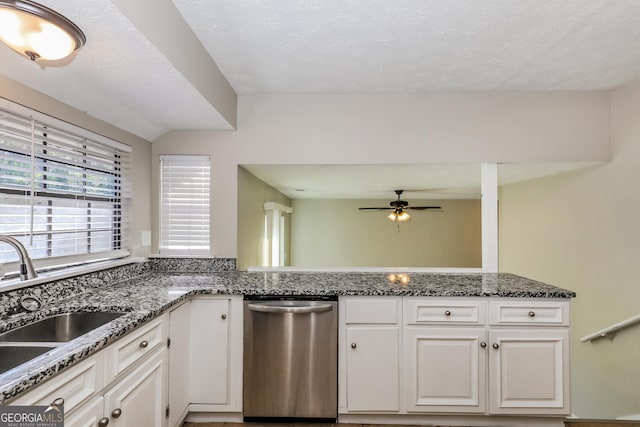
[{"x1": 243, "y1": 296, "x2": 338, "y2": 422}]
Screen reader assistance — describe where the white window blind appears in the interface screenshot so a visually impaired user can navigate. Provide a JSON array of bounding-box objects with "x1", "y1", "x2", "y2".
[
  {"x1": 0, "y1": 105, "x2": 131, "y2": 269},
  {"x1": 159, "y1": 155, "x2": 210, "y2": 255}
]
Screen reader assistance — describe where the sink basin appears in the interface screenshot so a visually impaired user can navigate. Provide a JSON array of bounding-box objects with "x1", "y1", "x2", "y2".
[
  {"x1": 0, "y1": 312, "x2": 126, "y2": 343},
  {"x1": 0, "y1": 345, "x2": 56, "y2": 374}
]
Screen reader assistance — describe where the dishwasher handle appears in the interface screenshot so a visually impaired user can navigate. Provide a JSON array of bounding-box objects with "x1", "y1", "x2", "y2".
[{"x1": 248, "y1": 302, "x2": 334, "y2": 314}]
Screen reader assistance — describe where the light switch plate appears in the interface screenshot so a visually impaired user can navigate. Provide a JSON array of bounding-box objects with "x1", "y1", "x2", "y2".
[{"x1": 141, "y1": 230, "x2": 151, "y2": 246}]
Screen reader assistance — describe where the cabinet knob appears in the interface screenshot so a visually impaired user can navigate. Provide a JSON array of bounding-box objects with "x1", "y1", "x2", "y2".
[
  {"x1": 111, "y1": 408, "x2": 122, "y2": 418},
  {"x1": 139, "y1": 340, "x2": 149, "y2": 349},
  {"x1": 528, "y1": 311, "x2": 536, "y2": 317},
  {"x1": 444, "y1": 310, "x2": 451, "y2": 316},
  {"x1": 351, "y1": 343, "x2": 357, "y2": 349},
  {"x1": 480, "y1": 341, "x2": 487, "y2": 348},
  {"x1": 98, "y1": 417, "x2": 110, "y2": 426},
  {"x1": 221, "y1": 313, "x2": 227, "y2": 320},
  {"x1": 492, "y1": 343, "x2": 500, "y2": 349}
]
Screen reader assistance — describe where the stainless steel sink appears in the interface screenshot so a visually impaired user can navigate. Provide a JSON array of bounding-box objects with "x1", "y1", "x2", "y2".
[
  {"x1": 0, "y1": 311, "x2": 126, "y2": 343},
  {"x1": 0, "y1": 345, "x2": 56, "y2": 374}
]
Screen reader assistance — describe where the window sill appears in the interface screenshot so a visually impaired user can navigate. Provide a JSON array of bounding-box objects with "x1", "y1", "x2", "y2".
[{"x1": 0, "y1": 257, "x2": 147, "y2": 293}]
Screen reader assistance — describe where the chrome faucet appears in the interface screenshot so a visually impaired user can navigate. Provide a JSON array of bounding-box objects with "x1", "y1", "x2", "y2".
[{"x1": 0, "y1": 235, "x2": 38, "y2": 280}]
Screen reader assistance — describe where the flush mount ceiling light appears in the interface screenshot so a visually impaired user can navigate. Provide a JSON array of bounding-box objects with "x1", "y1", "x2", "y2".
[{"x1": 0, "y1": 0, "x2": 85, "y2": 61}]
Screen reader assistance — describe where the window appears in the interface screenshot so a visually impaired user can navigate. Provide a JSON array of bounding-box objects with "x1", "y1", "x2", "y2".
[
  {"x1": 159, "y1": 155, "x2": 210, "y2": 255},
  {"x1": 0, "y1": 103, "x2": 131, "y2": 270}
]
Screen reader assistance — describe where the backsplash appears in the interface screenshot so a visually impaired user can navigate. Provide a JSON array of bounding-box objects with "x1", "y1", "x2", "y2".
[
  {"x1": 149, "y1": 257, "x2": 236, "y2": 273},
  {"x1": 0, "y1": 257, "x2": 237, "y2": 318},
  {"x1": 0, "y1": 262, "x2": 152, "y2": 319}
]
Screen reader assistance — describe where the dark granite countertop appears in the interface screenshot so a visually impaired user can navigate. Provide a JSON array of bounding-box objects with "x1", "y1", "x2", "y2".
[{"x1": 0, "y1": 270, "x2": 575, "y2": 404}]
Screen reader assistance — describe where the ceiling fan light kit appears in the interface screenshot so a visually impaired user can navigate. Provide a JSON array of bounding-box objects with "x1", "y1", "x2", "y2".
[
  {"x1": 387, "y1": 210, "x2": 411, "y2": 222},
  {"x1": 0, "y1": 0, "x2": 85, "y2": 61}
]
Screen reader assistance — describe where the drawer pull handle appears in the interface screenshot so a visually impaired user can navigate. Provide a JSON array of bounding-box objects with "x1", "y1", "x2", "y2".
[
  {"x1": 50, "y1": 397, "x2": 64, "y2": 406},
  {"x1": 139, "y1": 340, "x2": 149, "y2": 349},
  {"x1": 528, "y1": 311, "x2": 536, "y2": 317},
  {"x1": 480, "y1": 341, "x2": 487, "y2": 348},
  {"x1": 98, "y1": 417, "x2": 110, "y2": 426},
  {"x1": 111, "y1": 408, "x2": 122, "y2": 418},
  {"x1": 444, "y1": 310, "x2": 451, "y2": 316},
  {"x1": 492, "y1": 343, "x2": 500, "y2": 350},
  {"x1": 221, "y1": 313, "x2": 227, "y2": 320},
  {"x1": 351, "y1": 343, "x2": 357, "y2": 349}
]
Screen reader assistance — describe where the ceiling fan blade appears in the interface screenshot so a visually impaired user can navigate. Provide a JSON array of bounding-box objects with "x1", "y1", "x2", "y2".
[
  {"x1": 358, "y1": 207, "x2": 393, "y2": 210},
  {"x1": 406, "y1": 206, "x2": 442, "y2": 210}
]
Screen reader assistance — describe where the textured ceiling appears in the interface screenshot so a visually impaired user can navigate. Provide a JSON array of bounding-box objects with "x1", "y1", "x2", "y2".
[
  {"x1": 0, "y1": 0, "x2": 231, "y2": 140},
  {"x1": 2, "y1": 1, "x2": 640, "y2": 141},
  {"x1": 174, "y1": 0, "x2": 640, "y2": 93}
]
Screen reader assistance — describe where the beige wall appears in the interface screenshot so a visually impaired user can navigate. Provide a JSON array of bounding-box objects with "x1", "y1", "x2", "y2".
[
  {"x1": 291, "y1": 199, "x2": 481, "y2": 268},
  {"x1": 153, "y1": 92, "x2": 611, "y2": 257},
  {"x1": 499, "y1": 78, "x2": 640, "y2": 418},
  {"x1": 1, "y1": 75, "x2": 152, "y2": 257},
  {"x1": 237, "y1": 167, "x2": 291, "y2": 270}
]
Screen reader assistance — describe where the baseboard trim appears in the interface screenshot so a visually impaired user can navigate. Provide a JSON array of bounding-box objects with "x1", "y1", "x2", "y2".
[
  {"x1": 184, "y1": 412, "x2": 244, "y2": 423},
  {"x1": 338, "y1": 413, "x2": 565, "y2": 426}
]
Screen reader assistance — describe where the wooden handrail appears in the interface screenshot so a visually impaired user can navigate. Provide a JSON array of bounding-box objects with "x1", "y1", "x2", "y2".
[{"x1": 581, "y1": 313, "x2": 640, "y2": 342}]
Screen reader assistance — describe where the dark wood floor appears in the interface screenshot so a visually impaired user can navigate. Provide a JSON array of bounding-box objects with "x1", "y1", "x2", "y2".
[
  {"x1": 565, "y1": 422, "x2": 640, "y2": 427},
  {"x1": 183, "y1": 421, "x2": 640, "y2": 427}
]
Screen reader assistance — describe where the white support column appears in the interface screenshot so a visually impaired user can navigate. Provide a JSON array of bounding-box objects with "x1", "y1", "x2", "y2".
[
  {"x1": 481, "y1": 163, "x2": 499, "y2": 272},
  {"x1": 264, "y1": 202, "x2": 293, "y2": 267},
  {"x1": 270, "y1": 208, "x2": 281, "y2": 266}
]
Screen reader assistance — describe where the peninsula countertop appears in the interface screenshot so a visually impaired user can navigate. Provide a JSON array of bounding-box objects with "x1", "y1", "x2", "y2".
[{"x1": 0, "y1": 270, "x2": 575, "y2": 403}]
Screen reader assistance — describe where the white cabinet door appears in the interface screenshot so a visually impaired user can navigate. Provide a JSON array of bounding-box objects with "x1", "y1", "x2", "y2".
[
  {"x1": 405, "y1": 327, "x2": 487, "y2": 413},
  {"x1": 345, "y1": 325, "x2": 400, "y2": 412},
  {"x1": 189, "y1": 298, "x2": 230, "y2": 405},
  {"x1": 168, "y1": 301, "x2": 190, "y2": 427},
  {"x1": 103, "y1": 348, "x2": 168, "y2": 427},
  {"x1": 489, "y1": 329, "x2": 569, "y2": 415}
]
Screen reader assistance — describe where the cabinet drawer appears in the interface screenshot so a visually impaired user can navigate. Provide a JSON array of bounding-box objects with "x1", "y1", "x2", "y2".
[
  {"x1": 344, "y1": 297, "x2": 400, "y2": 324},
  {"x1": 106, "y1": 315, "x2": 167, "y2": 381},
  {"x1": 405, "y1": 299, "x2": 486, "y2": 324},
  {"x1": 11, "y1": 352, "x2": 105, "y2": 413},
  {"x1": 489, "y1": 300, "x2": 569, "y2": 326}
]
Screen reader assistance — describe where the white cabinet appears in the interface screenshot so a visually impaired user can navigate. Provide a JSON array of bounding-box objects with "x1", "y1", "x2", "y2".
[
  {"x1": 103, "y1": 347, "x2": 168, "y2": 426},
  {"x1": 189, "y1": 298, "x2": 228, "y2": 405},
  {"x1": 188, "y1": 296, "x2": 242, "y2": 412},
  {"x1": 405, "y1": 327, "x2": 487, "y2": 413},
  {"x1": 403, "y1": 299, "x2": 487, "y2": 413},
  {"x1": 339, "y1": 297, "x2": 401, "y2": 413},
  {"x1": 11, "y1": 314, "x2": 170, "y2": 427},
  {"x1": 488, "y1": 300, "x2": 570, "y2": 415},
  {"x1": 489, "y1": 330, "x2": 569, "y2": 415},
  {"x1": 401, "y1": 298, "x2": 570, "y2": 416},
  {"x1": 346, "y1": 325, "x2": 400, "y2": 411},
  {"x1": 168, "y1": 301, "x2": 190, "y2": 427}
]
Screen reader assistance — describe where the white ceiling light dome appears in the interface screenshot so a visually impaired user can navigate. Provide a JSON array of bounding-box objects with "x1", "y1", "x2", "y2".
[{"x1": 0, "y1": 0, "x2": 85, "y2": 61}]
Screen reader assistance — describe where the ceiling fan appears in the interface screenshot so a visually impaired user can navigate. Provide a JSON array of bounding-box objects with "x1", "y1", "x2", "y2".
[{"x1": 358, "y1": 190, "x2": 442, "y2": 222}]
